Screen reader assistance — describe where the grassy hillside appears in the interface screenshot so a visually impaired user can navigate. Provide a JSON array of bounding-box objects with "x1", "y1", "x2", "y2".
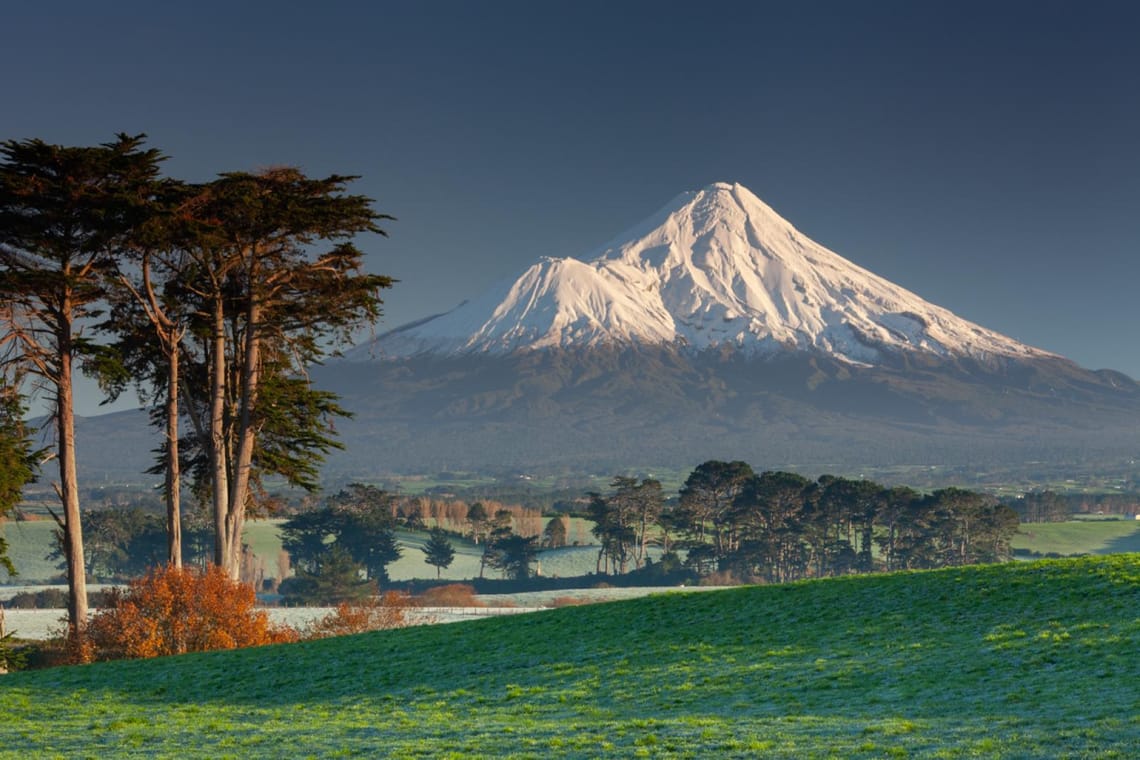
[{"x1": 2, "y1": 555, "x2": 1139, "y2": 757}]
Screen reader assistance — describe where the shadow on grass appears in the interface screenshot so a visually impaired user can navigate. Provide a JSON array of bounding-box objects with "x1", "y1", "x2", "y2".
[{"x1": 1099, "y1": 522, "x2": 1140, "y2": 553}]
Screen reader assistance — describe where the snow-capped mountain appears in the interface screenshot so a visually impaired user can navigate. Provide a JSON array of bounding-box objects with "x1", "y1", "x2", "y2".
[
  {"x1": 355, "y1": 182, "x2": 1056, "y2": 366},
  {"x1": 70, "y1": 182, "x2": 1140, "y2": 479}
]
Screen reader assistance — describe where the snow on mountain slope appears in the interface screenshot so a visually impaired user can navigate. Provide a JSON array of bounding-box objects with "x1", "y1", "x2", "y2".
[{"x1": 356, "y1": 182, "x2": 1057, "y2": 364}]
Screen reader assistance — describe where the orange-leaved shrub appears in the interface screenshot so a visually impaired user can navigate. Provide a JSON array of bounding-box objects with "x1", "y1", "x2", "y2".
[
  {"x1": 87, "y1": 564, "x2": 297, "y2": 660},
  {"x1": 549, "y1": 595, "x2": 593, "y2": 608},
  {"x1": 305, "y1": 591, "x2": 412, "y2": 638},
  {"x1": 414, "y1": 584, "x2": 484, "y2": 607}
]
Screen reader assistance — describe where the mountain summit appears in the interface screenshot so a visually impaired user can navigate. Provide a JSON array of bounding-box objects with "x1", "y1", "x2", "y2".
[{"x1": 358, "y1": 182, "x2": 1054, "y2": 366}]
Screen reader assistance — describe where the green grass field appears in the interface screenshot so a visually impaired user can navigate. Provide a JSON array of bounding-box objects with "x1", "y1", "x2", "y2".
[
  {"x1": 2, "y1": 555, "x2": 1138, "y2": 757},
  {"x1": 1012, "y1": 519, "x2": 1140, "y2": 556}
]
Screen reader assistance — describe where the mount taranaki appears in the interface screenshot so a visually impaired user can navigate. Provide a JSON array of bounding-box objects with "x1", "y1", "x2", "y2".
[
  {"x1": 76, "y1": 182, "x2": 1140, "y2": 479},
  {"x1": 301, "y1": 182, "x2": 1140, "y2": 476}
]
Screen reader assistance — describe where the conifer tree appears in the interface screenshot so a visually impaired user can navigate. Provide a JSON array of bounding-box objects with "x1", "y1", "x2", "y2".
[
  {"x1": 0, "y1": 134, "x2": 161, "y2": 634},
  {"x1": 422, "y1": 527, "x2": 456, "y2": 579},
  {"x1": 153, "y1": 169, "x2": 392, "y2": 577}
]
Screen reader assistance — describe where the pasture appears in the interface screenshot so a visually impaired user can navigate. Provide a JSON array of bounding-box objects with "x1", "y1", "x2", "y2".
[
  {"x1": 2, "y1": 555, "x2": 1138, "y2": 757},
  {"x1": 1011, "y1": 519, "x2": 1140, "y2": 556}
]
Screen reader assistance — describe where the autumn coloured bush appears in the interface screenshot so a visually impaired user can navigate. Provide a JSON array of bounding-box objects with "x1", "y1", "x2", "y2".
[
  {"x1": 414, "y1": 584, "x2": 484, "y2": 607},
  {"x1": 549, "y1": 596, "x2": 593, "y2": 608},
  {"x1": 86, "y1": 564, "x2": 297, "y2": 660},
  {"x1": 305, "y1": 591, "x2": 412, "y2": 638}
]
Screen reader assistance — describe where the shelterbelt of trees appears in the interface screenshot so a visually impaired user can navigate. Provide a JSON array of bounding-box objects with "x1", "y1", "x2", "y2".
[
  {"x1": 0, "y1": 134, "x2": 394, "y2": 643},
  {"x1": 588, "y1": 461, "x2": 1020, "y2": 584},
  {"x1": 17, "y1": 463, "x2": 1020, "y2": 603}
]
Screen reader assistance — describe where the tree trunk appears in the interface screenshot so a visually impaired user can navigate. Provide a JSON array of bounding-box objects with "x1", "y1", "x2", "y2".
[
  {"x1": 56, "y1": 330, "x2": 88, "y2": 635},
  {"x1": 166, "y1": 344, "x2": 182, "y2": 568},
  {"x1": 210, "y1": 297, "x2": 229, "y2": 568},
  {"x1": 225, "y1": 293, "x2": 261, "y2": 579}
]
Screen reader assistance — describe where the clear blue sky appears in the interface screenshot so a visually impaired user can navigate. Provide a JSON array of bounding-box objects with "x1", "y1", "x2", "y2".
[{"x1": 5, "y1": 0, "x2": 1139, "y2": 414}]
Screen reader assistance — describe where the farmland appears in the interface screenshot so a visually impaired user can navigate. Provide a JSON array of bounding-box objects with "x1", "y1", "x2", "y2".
[
  {"x1": 1, "y1": 517, "x2": 601, "y2": 585},
  {"x1": 2, "y1": 555, "x2": 1139, "y2": 757},
  {"x1": 7, "y1": 515, "x2": 1140, "y2": 587}
]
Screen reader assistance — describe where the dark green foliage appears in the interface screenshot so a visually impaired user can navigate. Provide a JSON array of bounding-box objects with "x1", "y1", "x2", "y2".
[
  {"x1": 421, "y1": 527, "x2": 455, "y2": 578},
  {"x1": 478, "y1": 508, "x2": 514, "y2": 579},
  {"x1": 669, "y1": 460, "x2": 1020, "y2": 582},
  {"x1": 0, "y1": 628, "x2": 24, "y2": 673},
  {"x1": 1008, "y1": 489, "x2": 1071, "y2": 522},
  {"x1": 484, "y1": 533, "x2": 538, "y2": 581},
  {"x1": 250, "y1": 372, "x2": 351, "y2": 493},
  {"x1": 281, "y1": 484, "x2": 402, "y2": 585},
  {"x1": 674, "y1": 460, "x2": 754, "y2": 570},
  {"x1": 45, "y1": 507, "x2": 212, "y2": 581},
  {"x1": 731, "y1": 470, "x2": 813, "y2": 582},
  {"x1": 466, "y1": 501, "x2": 489, "y2": 544},
  {"x1": 542, "y1": 515, "x2": 567, "y2": 548},
  {"x1": 81, "y1": 509, "x2": 166, "y2": 581},
  {"x1": 279, "y1": 546, "x2": 374, "y2": 606},
  {"x1": 278, "y1": 510, "x2": 332, "y2": 575},
  {"x1": 586, "y1": 476, "x2": 665, "y2": 574},
  {"x1": 586, "y1": 492, "x2": 633, "y2": 574}
]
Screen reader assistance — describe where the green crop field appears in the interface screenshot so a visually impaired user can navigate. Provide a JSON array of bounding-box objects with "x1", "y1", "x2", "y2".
[{"x1": 2, "y1": 555, "x2": 1139, "y2": 757}]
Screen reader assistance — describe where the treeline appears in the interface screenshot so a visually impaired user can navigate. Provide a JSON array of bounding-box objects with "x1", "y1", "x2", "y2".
[
  {"x1": 1008, "y1": 490, "x2": 1140, "y2": 522},
  {"x1": 588, "y1": 461, "x2": 1019, "y2": 583}
]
